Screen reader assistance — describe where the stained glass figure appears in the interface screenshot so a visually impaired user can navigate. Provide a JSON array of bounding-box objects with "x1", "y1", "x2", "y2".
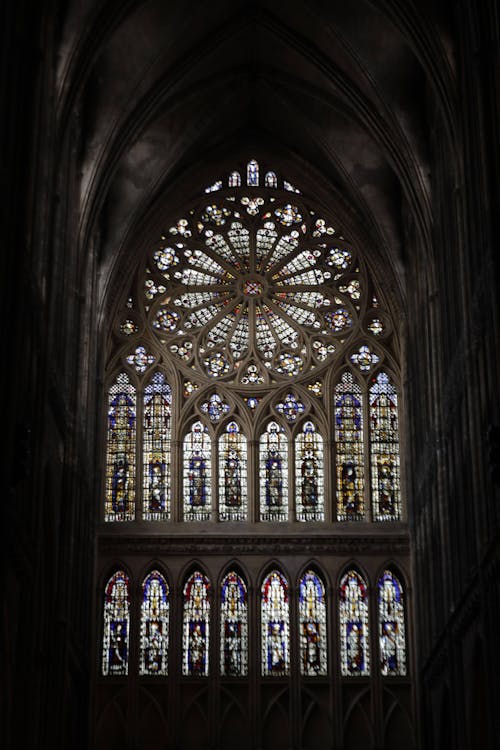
[
  {"x1": 259, "y1": 421, "x2": 288, "y2": 522},
  {"x1": 334, "y1": 372, "x2": 364, "y2": 521},
  {"x1": 143, "y1": 373, "x2": 172, "y2": 521},
  {"x1": 183, "y1": 571, "x2": 210, "y2": 676},
  {"x1": 140, "y1": 571, "x2": 169, "y2": 675},
  {"x1": 378, "y1": 570, "x2": 407, "y2": 676},
  {"x1": 369, "y1": 372, "x2": 401, "y2": 521},
  {"x1": 229, "y1": 171, "x2": 241, "y2": 187},
  {"x1": 247, "y1": 159, "x2": 259, "y2": 186},
  {"x1": 265, "y1": 171, "x2": 278, "y2": 188},
  {"x1": 339, "y1": 570, "x2": 370, "y2": 676},
  {"x1": 105, "y1": 373, "x2": 136, "y2": 522},
  {"x1": 102, "y1": 571, "x2": 130, "y2": 675},
  {"x1": 219, "y1": 421, "x2": 247, "y2": 521},
  {"x1": 295, "y1": 421, "x2": 324, "y2": 522},
  {"x1": 183, "y1": 421, "x2": 212, "y2": 521},
  {"x1": 220, "y1": 571, "x2": 248, "y2": 676},
  {"x1": 261, "y1": 571, "x2": 290, "y2": 676},
  {"x1": 299, "y1": 570, "x2": 327, "y2": 676}
]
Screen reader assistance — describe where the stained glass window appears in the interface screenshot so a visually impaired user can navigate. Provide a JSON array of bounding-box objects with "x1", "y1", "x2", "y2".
[
  {"x1": 295, "y1": 421, "x2": 324, "y2": 522},
  {"x1": 369, "y1": 372, "x2": 401, "y2": 521},
  {"x1": 105, "y1": 373, "x2": 136, "y2": 521},
  {"x1": 339, "y1": 570, "x2": 370, "y2": 676},
  {"x1": 183, "y1": 421, "x2": 212, "y2": 521},
  {"x1": 102, "y1": 571, "x2": 130, "y2": 675},
  {"x1": 261, "y1": 570, "x2": 290, "y2": 676},
  {"x1": 143, "y1": 373, "x2": 172, "y2": 520},
  {"x1": 378, "y1": 570, "x2": 407, "y2": 676},
  {"x1": 219, "y1": 421, "x2": 247, "y2": 521},
  {"x1": 140, "y1": 571, "x2": 169, "y2": 675},
  {"x1": 265, "y1": 171, "x2": 278, "y2": 188},
  {"x1": 259, "y1": 421, "x2": 288, "y2": 522},
  {"x1": 299, "y1": 570, "x2": 327, "y2": 676},
  {"x1": 182, "y1": 571, "x2": 210, "y2": 676},
  {"x1": 334, "y1": 372, "x2": 365, "y2": 521},
  {"x1": 220, "y1": 571, "x2": 248, "y2": 676},
  {"x1": 247, "y1": 159, "x2": 259, "y2": 186}
]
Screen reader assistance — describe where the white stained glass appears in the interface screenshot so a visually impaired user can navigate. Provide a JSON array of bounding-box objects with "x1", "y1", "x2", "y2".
[
  {"x1": 369, "y1": 372, "x2": 401, "y2": 521},
  {"x1": 295, "y1": 422, "x2": 324, "y2": 522},
  {"x1": 335, "y1": 372, "x2": 364, "y2": 521},
  {"x1": 378, "y1": 570, "x2": 407, "y2": 676},
  {"x1": 105, "y1": 373, "x2": 136, "y2": 522},
  {"x1": 259, "y1": 421, "x2": 288, "y2": 522},
  {"x1": 220, "y1": 572, "x2": 248, "y2": 676},
  {"x1": 219, "y1": 422, "x2": 248, "y2": 521},
  {"x1": 247, "y1": 159, "x2": 259, "y2": 186},
  {"x1": 183, "y1": 571, "x2": 210, "y2": 676},
  {"x1": 339, "y1": 570, "x2": 370, "y2": 676},
  {"x1": 143, "y1": 373, "x2": 172, "y2": 521},
  {"x1": 140, "y1": 571, "x2": 169, "y2": 675},
  {"x1": 102, "y1": 571, "x2": 130, "y2": 676},
  {"x1": 183, "y1": 421, "x2": 212, "y2": 521},
  {"x1": 299, "y1": 571, "x2": 328, "y2": 676},
  {"x1": 261, "y1": 571, "x2": 290, "y2": 676}
]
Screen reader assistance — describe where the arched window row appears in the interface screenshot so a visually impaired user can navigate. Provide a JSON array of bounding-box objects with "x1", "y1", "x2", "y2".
[
  {"x1": 101, "y1": 567, "x2": 407, "y2": 679},
  {"x1": 105, "y1": 370, "x2": 401, "y2": 523}
]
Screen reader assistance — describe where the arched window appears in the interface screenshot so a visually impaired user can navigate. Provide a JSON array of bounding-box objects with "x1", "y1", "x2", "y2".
[
  {"x1": 377, "y1": 569, "x2": 407, "y2": 675},
  {"x1": 182, "y1": 570, "x2": 210, "y2": 676},
  {"x1": 299, "y1": 569, "x2": 328, "y2": 676},
  {"x1": 140, "y1": 570, "x2": 169, "y2": 675},
  {"x1": 97, "y1": 160, "x2": 411, "y2": 743},
  {"x1": 261, "y1": 570, "x2": 290, "y2": 676},
  {"x1": 220, "y1": 570, "x2": 248, "y2": 676},
  {"x1": 339, "y1": 569, "x2": 370, "y2": 676},
  {"x1": 102, "y1": 571, "x2": 130, "y2": 675}
]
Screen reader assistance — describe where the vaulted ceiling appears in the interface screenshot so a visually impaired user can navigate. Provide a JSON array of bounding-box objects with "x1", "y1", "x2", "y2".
[{"x1": 54, "y1": 0, "x2": 457, "y2": 318}]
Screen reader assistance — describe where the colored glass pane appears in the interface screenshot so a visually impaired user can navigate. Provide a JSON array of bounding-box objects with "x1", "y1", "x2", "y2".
[
  {"x1": 295, "y1": 421, "x2": 324, "y2": 522},
  {"x1": 182, "y1": 571, "x2": 210, "y2": 676},
  {"x1": 339, "y1": 570, "x2": 370, "y2": 676},
  {"x1": 220, "y1": 572, "x2": 248, "y2": 676},
  {"x1": 102, "y1": 571, "x2": 130, "y2": 675},
  {"x1": 261, "y1": 571, "x2": 290, "y2": 676},
  {"x1": 219, "y1": 421, "x2": 247, "y2": 521},
  {"x1": 105, "y1": 373, "x2": 136, "y2": 522},
  {"x1": 369, "y1": 372, "x2": 401, "y2": 521},
  {"x1": 183, "y1": 421, "x2": 212, "y2": 520},
  {"x1": 259, "y1": 421, "x2": 288, "y2": 522},
  {"x1": 140, "y1": 571, "x2": 169, "y2": 675},
  {"x1": 378, "y1": 570, "x2": 407, "y2": 676},
  {"x1": 143, "y1": 373, "x2": 172, "y2": 521},
  {"x1": 335, "y1": 372, "x2": 364, "y2": 520},
  {"x1": 299, "y1": 570, "x2": 328, "y2": 676}
]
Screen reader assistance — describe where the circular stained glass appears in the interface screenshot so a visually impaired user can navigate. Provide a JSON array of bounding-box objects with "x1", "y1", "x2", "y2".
[{"x1": 144, "y1": 187, "x2": 367, "y2": 386}]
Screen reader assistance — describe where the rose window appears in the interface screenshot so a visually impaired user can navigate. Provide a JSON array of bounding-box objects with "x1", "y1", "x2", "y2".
[{"x1": 135, "y1": 166, "x2": 389, "y2": 387}]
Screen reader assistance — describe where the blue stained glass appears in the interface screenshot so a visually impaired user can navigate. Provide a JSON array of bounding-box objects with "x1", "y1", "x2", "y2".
[
  {"x1": 247, "y1": 159, "x2": 259, "y2": 186},
  {"x1": 183, "y1": 571, "x2": 210, "y2": 676},
  {"x1": 183, "y1": 421, "x2": 211, "y2": 520},
  {"x1": 102, "y1": 571, "x2": 130, "y2": 675},
  {"x1": 261, "y1": 571, "x2": 290, "y2": 676},
  {"x1": 106, "y1": 373, "x2": 136, "y2": 521},
  {"x1": 275, "y1": 393, "x2": 305, "y2": 422},
  {"x1": 220, "y1": 572, "x2": 248, "y2": 676},
  {"x1": 299, "y1": 571, "x2": 328, "y2": 676},
  {"x1": 378, "y1": 570, "x2": 406, "y2": 676},
  {"x1": 140, "y1": 571, "x2": 169, "y2": 675},
  {"x1": 339, "y1": 571, "x2": 370, "y2": 676}
]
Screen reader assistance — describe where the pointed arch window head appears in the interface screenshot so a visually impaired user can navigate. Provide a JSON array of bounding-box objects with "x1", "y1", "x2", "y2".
[
  {"x1": 378, "y1": 570, "x2": 407, "y2": 676},
  {"x1": 299, "y1": 570, "x2": 328, "y2": 676},
  {"x1": 220, "y1": 571, "x2": 248, "y2": 676},
  {"x1": 105, "y1": 374, "x2": 136, "y2": 522},
  {"x1": 140, "y1": 571, "x2": 169, "y2": 675},
  {"x1": 183, "y1": 421, "x2": 212, "y2": 521},
  {"x1": 335, "y1": 372, "x2": 364, "y2": 521},
  {"x1": 247, "y1": 159, "x2": 259, "y2": 186},
  {"x1": 369, "y1": 372, "x2": 401, "y2": 521},
  {"x1": 102, "y1": 571, "x2": 130, "y2": 675},
  {"x1": 259, "y1": 421, "x2": 288, "y2": 522},
  {"x1": 261, "y1": 570, "x2": 290, "y2": 676},
  {"x1": 143, "y1": 373, "x2": 172, "y2": 521},
  {"x1": 339, "y1": 570, "x2": 370, "y2": 676},
  {"x1": 183, "y1": 571, "x2": 210, "y2": 676},
  {"x1": 219, "y1": 421, "x2": 248, "y2": 521},
  {"x1": 295, "y1": 421, "x2": 324, "y2": 522}
]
